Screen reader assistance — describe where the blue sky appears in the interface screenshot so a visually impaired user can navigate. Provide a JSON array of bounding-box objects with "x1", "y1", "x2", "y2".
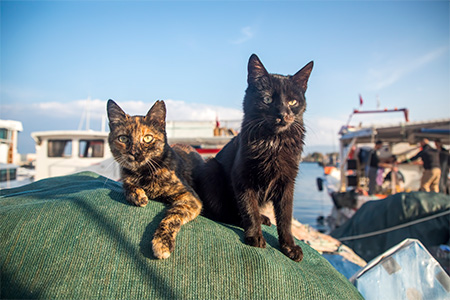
[{"x1": 1, "y1": 0, "x2": 449, "y2": 154}]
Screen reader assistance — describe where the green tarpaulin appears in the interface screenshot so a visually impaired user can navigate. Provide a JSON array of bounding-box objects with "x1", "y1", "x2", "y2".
[
  {"x1": 1, "y1": 172, "x2": 362, "y2": 299},
  {"x1": 331, "y1": 192, "x2": 450, "y2": 262}
]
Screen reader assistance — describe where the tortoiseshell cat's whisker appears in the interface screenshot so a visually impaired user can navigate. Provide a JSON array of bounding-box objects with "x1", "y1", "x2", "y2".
[
  {"x1": 144, "y1": 158, "x2": 157, "y2": 174},
  {"x1": 107, "y1": 99, "x2": 204, "y2": 259}
]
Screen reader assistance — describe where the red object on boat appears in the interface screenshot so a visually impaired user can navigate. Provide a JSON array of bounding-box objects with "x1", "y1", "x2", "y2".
[{"x1": 195, "y1": 148, "x2": 221, "y2": 155}]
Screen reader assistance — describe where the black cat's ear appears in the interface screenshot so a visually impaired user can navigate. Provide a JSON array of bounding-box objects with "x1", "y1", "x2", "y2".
[
  {"x1": 107, "y1": 99, "x2": 127, "y2": 127},
  {"x1": 146, "y1": 100, "x2": 166, "y2": 127},
  {"x1": 291, "y1": 61, "x2": 314, "y2": 91},
  {"x1": 247, "y1": 54, "x2": 269, "y2": 84}
]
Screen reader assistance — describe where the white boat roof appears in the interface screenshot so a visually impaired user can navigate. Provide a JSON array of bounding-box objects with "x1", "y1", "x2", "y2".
[
  {"x1": 31, "y1": 129, "x2": 234, "y2": 146},
  {"x1": 31, "y1": 130, "x2": 109, "y2": 143},
  {"x1": 0, "y1": 120, "x2": 23, "y2": 132},
  {"x1": 168, "y1": 136, "x2": 233, "y2": 146},
  {"x1": 339, "y1": 118, "x2": 450, "y2": 145},
  {"x1": 0, "y1": 162, "x2": 19, "y2": 169}
]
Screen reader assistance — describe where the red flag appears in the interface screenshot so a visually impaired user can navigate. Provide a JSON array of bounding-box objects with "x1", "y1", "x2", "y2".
[
  {"x1": 359, "y1": 94, "x2": 363, "y2": 106},
  {"x1": 215, "y1": 115, "x2": 220, "y2": 128}
]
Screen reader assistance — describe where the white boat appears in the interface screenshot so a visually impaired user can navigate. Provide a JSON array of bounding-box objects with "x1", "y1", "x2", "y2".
[
  {"x1": 317, "y1": 108, "x2": 450, "y2": 229},
  {"x1": 0, "y1": 119, "x2": 35, "y2": 189},
  {"x1": 30, "y1": 120, "x2": 236, "y2": 181},
  {"x1": 31, "y1": 130, "x2": 121, "y2": 181},
  {"x1": 0, "y1": 119, "x2": 23, "y2": 166}
]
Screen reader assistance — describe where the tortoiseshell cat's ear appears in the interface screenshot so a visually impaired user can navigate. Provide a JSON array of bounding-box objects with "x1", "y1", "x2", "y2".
[
  {"x1": 247, "y1": 54, "x2": 269, "y2": 84},
  {"x1": 107, "y1": 99, "x2": 127, "y2": 128},
  {"x1": 291, "y1": 61, "x2": 314, "y2": 92},
  {"x1": 146, "y1": 100, "x2": 166, "y2": 127}
]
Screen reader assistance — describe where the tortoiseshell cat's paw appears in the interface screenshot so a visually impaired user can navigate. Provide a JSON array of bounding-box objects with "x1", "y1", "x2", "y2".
[
  {"x1": 245, "y1": 235, "x2": 266, "y2": 248},
  {"x1": 127, "y1": 188, "x2": 148, "y2": 207},
  {"x1": 152, "y1": 235, "x2": 174, "y2": 259},
  {"x1": 261, "y1": 214, "x2": 271, "y2": 226},
  {"x1": 281, "y1": 244, "x2": 303, "y2": 262}
]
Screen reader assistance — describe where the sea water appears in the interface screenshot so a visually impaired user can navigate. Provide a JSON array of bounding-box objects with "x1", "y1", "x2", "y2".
[{"x1": 293, "y1": 162, "x2": 334, "y2": 229}]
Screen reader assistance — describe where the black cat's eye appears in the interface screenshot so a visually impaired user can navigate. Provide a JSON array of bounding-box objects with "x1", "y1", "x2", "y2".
[
  {"x1": 263, "y1": 96, "x2": 272, "y2": 104},
  {"x1": 288, "y1": 100, "x2": 298, "y2": 106},
  {"x1": 118, "y1": 135, "x2": 129, "y2": 143},
  {"x1": 143, "y1": 135, "x2": 154, "y2": 144}
]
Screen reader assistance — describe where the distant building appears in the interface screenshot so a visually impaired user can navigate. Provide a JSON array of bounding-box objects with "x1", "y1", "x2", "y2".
[{"x1": 0, "y1": 120, "x2": 23, "y2": 164}]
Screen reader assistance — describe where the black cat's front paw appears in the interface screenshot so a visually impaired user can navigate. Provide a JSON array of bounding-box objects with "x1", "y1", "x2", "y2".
[
  {"x1": 126, "y1": 188, "x2": 148, "y2": 207},
  {"x1": 281, "y1": 244, "x2": 303, "y2": 262},
  {"x1": 261, "y1": 214, "x2": 272, "y2": 226},
  {"x1": 245, "y1": 235, "x2": 266, "y2": 248}
]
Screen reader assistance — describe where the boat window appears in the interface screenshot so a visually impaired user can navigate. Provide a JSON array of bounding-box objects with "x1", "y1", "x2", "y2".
[
  {"x1": 48, "y1": 140, "x2": 72, "y2": 157},
  {"x1": 0, "y1": 128, "x2": 8, "y2": 140},
  {"x1": 79, "y1": 140, "x2": 104, "y2": 158},
  {"x1": 0, "y1": 168, "x2": 17, "y2": 182}
]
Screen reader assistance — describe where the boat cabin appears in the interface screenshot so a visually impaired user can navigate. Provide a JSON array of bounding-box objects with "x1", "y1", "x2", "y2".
[
  {"x1": 31, "y1": 130, "x2": 120, "y2": 181},
  {"x1": 337, "y1": 117, "x2": 450, "y2": 193},
  {"x1": 0, "y1": 119, "x2": 23, "y2": 165},
  {"x1": 31, "y1": 120, "x2": 237, "y2": 181}
]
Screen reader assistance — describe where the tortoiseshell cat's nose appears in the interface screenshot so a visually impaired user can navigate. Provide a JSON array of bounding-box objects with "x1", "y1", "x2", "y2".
[{"x1": 128, "y1": 147, "x2": 140, "y2": 161}]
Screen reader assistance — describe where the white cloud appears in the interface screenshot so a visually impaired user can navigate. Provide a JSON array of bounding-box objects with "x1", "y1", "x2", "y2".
[
  {"x1": 304, "y1": 116, "x2": 342, "y2": 148},
  {"x1": 9, "y1": 98, "x2": 377, "y2": 153},
  {"x1": 2, "y1": 98, "x2": 244, "y2": 153},
  {"x1": 367, "y1": 46, "x2": 448, "y2": 91},
  {"x1": 165, "y1": 99, "x2": 243, "y2": 121},
  {"x1": 231, "y1": 26, "x2": 254, "y2": 44},
  {"x1": 29, "y1": 98, "x2": 242, "y2": 124}
]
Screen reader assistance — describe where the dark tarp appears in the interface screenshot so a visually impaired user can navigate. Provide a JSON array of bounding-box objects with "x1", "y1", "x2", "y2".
[
  {"x1": 331, "y1": 192, "x2": 450, "y2": 263},
  {"x1": 0, "y1": 172, "x2": 362, "y2": 299}
]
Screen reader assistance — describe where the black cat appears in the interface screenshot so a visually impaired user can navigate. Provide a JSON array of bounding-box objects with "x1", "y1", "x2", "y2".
[{"x1": 196, "y1": 54, "x2": 313, "y2": 262}]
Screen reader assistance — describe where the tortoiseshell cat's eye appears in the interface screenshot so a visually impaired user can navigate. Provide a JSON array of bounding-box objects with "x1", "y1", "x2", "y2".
[
  {"x1": 143, "y1": 135, "x2": 153, "y2": 143},
  {"x1": 107, "y1": 99, "x2": 204, "y2": 260}
]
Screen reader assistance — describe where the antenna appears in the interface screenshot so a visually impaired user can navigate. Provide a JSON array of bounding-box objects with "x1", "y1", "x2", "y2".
[
  {"x1": 85, "y1": 96, "x2": 91, "y2": 130},
  {"x1": 101, "y1": 115, "x2": 106, "y2": 132}
]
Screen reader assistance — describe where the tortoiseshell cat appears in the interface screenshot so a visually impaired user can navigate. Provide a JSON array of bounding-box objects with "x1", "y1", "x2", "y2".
[
  {"x1": 107, "y1": 99, "x2": 203, "y2": 259},
  {"x1": 196, "y1": 54, "x2": 313, "y2": 262}
]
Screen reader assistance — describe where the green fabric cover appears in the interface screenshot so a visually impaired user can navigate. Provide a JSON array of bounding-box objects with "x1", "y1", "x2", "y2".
[
  {"x1": 331, "y1": 192, "x2": 450, "y2": 262},
  {"x1": 1, "y1": 172, "x2": 362, "y2": 299}
]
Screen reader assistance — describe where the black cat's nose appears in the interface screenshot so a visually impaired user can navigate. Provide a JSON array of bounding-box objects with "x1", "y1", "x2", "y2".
[
  {"x1": 277, "y1": 112, "x2": 293, "y2": 124},
  {"x1": 276, "y1": 113, "x2": 285, "y2": 122}
]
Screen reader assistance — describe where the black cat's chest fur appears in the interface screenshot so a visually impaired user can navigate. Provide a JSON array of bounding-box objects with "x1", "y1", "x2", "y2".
[{"x1": 236, "y1": 131, "x2": 302, "y2": 190}]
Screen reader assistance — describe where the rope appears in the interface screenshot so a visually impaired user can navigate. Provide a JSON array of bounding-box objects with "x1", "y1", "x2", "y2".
[{"x1": 338, "y1": 209, "x2": 450, "y2": 242}]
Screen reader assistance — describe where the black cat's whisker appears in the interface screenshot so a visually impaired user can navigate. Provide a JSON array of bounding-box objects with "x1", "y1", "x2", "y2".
[
  {"x1": 243, "y1": 117, "x2": 266, "y2": 141},
  {"x1": 196, "y1": 54, "x2": 313, "y2": 262},
  {"x1": 291, "y1": 121, "x2": 306, "y2": 136}
]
